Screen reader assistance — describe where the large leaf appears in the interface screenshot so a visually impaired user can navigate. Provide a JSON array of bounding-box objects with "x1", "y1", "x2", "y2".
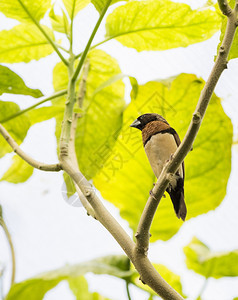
[
  {"x1": 68, "y1": 276, "x2": 111, "y2": 300},
  {"x1": 54, "y1": 49, "x2": 125, "y2": 179},
  {"x1": 0, "y1": 24, "x2": 55, "y2": 63},
  {"x1": 184, "y1": 237, "x2": 238, "y2": 278},
  {"x1": 0, "y1": 0, "x2": 51, "y2": 23},
  {"x1": 5, "y1": 255, "x2": 133, "y2": 300},
  {"x1": 94, "y1": 74, "x2": 232, "y2": 241},
  {"x1": 0, "y1": 65, "x2": 43, "y2": 97},
  {"x1": 63, "y1": 0, "x2": 90, "y2": 19},
  {"x1": 0, "y1": 101, "x2": 31, "y2": 158},
  {"x1": 0, "y1": 155, "x2": 34, "y2": 183},
  {"x1": 105, "y1": 0, "x2": 221, "y2": 51},
  {"x1": 131, "y1": 263, "x2": 186, "y2": 298},
  {"x1": 217, "y1": 0, "x2": 238, "y2": 60}
]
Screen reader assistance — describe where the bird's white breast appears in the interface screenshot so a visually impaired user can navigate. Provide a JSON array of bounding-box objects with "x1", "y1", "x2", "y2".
[{"x1": 144, "y1": 133, "x2": 182, "y2": 183}]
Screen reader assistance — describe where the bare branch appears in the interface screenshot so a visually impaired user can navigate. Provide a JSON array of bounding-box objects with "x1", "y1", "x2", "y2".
[
  {"x1": 61, "y1": 158, "x2": 183, "y2": 300},
  {"x1": 0, "y1": 124, "x2": 62, "y2": 172},
  {"x1": 68, "y1": 114, "x2": 97, "y2": 218},
  {"x1": 135, "y1": 4, "x2": 238, "y2": 254}
]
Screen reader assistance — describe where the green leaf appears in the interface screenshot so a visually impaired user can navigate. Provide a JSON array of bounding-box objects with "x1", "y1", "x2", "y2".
[
  {"x1": 91, "y1": 0, "x2": 127, "y2": 14},
  {"x1": 0, "y1": 0, "x2": 51, "y2": 23},
  {"x1": 0, "y1": 101, "x2": 31, "y2": 158},
  {"x1": 94, "y1": 73, "x2": 232, "y2": 241},
  {"x1": 0, "y1": 65, "x2": 43, "y2": 98},
  {"x1": 0, "y1": 24, "x2": 55, "y2": 63},
  {"x1": 184, "y1": 237, "x2": 238, "y2": 278},
  {"x1": 28, "y1": 106, "x2": 65, "y2": 125},
  {"x1": 131, "y1": 263, "x2": 186, "y2": 298},
  {"x1": 62, "y1": 0, "x2": 90, "y2": 19},
  {"x1": 217, "y1": 0, "x2": 238, "y2": 60},
  {"x1": 76, "y1": 50, "x2": 125, "y2": 179},
  {"x1": 6, "y1": 255, "x2": 133, "y2": 300},
  {"x1": 105, "y1": 0, "x2": 221, "y2": 51},
  {"x1": 0, "y1": 155, "x2": 34, "y2": 183},
  {"x1": 49, "y1": 7, "x2": 70, "y2": 34},
  {"x1": 54, "y1": 50, "x2": 125, "y2": 180},
  {"x1": 68, "y1": 276, "x2": 111, "y2": 300}
]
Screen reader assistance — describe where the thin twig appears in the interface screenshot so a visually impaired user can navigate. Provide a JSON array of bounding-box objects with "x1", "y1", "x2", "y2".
[
  {"x1": 135, "y1": 1, "x2": 238, "y2": 254},
  {"x1": 17, "y1": 0, "x2": 68, "y2": 66},
  {"x1": 0, "y1": 124, "x2": 62, "y2": 172},
  {"x1": 126, "y1": 281, "x2": 132, "y2": 300},
  {"x1": 72, "y1": 0, "x2": 113, "y2": 82},
  {"x1": 0, "y1": 210, "x2": 16, "y2": 287},
  {"x1": 0, "y1": 90, "x2": 67, "y2": 124}
]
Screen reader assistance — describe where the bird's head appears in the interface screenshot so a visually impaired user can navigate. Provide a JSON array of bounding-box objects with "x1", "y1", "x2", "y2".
[{"x1": 130, "y1": 113, "x2": 169, "y2": 131}]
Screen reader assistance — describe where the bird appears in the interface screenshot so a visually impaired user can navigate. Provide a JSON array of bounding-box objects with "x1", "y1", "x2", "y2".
[{"x1": 130, "y1": 113, "x2": 187, "y2": 221}]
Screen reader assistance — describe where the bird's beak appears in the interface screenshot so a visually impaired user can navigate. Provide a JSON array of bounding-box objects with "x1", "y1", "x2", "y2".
[{"x1": 130, "y1": 119, "x2": 141, "y2": 128}]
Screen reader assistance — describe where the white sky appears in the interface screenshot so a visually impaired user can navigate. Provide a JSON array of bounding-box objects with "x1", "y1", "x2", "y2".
[{"x1": 0, "y1": 0, "x2": 238, "y2": 299}]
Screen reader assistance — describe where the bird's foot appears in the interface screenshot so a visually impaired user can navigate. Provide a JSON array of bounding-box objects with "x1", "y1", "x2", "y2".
[{"x1": 149, "y1": 190, "x2": 157, "y2": 200}]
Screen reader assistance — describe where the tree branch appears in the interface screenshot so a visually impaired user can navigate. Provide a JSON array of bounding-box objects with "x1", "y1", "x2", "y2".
[
  {"x1": 217, "y1": 0, "x2": 232, "y2": 16},
  {"x1": 0, "y1": 124, "x2": 62, "y2": 172},
  {"x1": 135, "y1": 2, "x2": 238, "y2": 254},
  {"x1": 17, "y1": 0, "x2": 68, "y2": 66},
  {"x1": 69, "y1": 114, "x2": 97, "y2": 218}
]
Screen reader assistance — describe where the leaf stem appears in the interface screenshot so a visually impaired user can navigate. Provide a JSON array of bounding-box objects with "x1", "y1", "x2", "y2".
[
  {"x1": 69, "y1": 0, "x2": 76, "y2": 53},
  {"x1": 126, "y1": 281, "x2": 132, "y2": 300},
  {"x1": 0, "y1": 90, "x2": 67, "y2": 124},
  {"x1": 0, "y1": 210, "x2": 16, "y2": 287},
  {"x1": 196, "y1": 278, "x2": 208, "y2": 300},
  {"x1": 72, "y1": 0, "x2": 113, "y2": 82},
  {"x1": 17, "y1": 0, "x2": 68, "y2": 66}
]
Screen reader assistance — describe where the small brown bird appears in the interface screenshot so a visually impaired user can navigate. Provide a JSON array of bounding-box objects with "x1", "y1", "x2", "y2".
[{"x1": 130, "y1": 113, "x2": 187, "y2": 221}]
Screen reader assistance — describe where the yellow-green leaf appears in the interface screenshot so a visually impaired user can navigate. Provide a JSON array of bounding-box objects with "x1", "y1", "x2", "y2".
[
  {"x1": 0, "y1": 101, "x2": 31, "y2": 158},
  {"x1": 6, "y1": 255, "x2": 133, "y2": 300},
  {"x1": 62, "y1": 0, "x2": 90, "y2": 19},
  {"x1": 94, "y1": 74, "x2": 232, "y2": 241},
  {"x1": 68, "y1": 276, "x2": 111, "y2": 300},
  {"x1": 0, "y1": 24, "x2": 55, "y2": 63},
  {"x1": 54, "y1": 50, "x2": 125, "y2": 180},
  {"x1": 49, "y1": 7, "x2": 70, "y2": 34},
  {"x1": 0, "y1": 65, "x2": 43, "y2": 97},
  {"x1": 105, "y1": 0, "x2": 221, "y2": 51},
  {"x1": 0, "y1": 155, "x2": 34, "y2": 183},
  {"x1": 0, "y1": 0, "x2": 51, "y2": 23},
  {"x1": 184, "y1": 237, "x2": 238, "y2": 278}
]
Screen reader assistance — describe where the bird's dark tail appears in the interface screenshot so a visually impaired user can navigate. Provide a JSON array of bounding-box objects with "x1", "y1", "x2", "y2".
[{"x1": 167, "y1": 177, "x2": 187, "y2": 221}]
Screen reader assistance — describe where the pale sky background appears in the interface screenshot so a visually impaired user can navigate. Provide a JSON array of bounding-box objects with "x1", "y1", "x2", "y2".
[{"x1": 0, "y1": 0, "x2": 238, "y2": 299}]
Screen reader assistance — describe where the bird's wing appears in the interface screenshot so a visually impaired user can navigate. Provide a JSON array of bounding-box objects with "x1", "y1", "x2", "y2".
[{"x1": 171, "y1": 128, "x2": 185, "y2": 180}]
